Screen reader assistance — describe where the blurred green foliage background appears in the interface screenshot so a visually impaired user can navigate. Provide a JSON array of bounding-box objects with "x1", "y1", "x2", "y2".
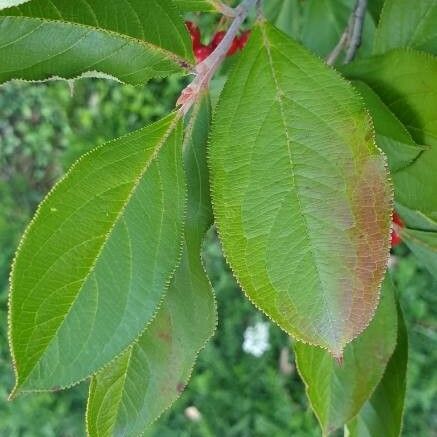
[{"x1": 1, "y1": 78, "x2": 436, "y2": 436}]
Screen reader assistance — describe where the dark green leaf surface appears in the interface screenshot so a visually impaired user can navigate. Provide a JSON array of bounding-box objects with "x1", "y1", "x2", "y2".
[
  {"x1": 295, "y1": 277, "x2": 397, "y2": 436},
  {"x1": 346, "y1": 303, "x2": 408, "y2": 437},
  {"x1": 402, "y1": 228, "x2": 437, "y2": 280},
  {"x1": 1, "y1": 0, "x2": 193, "y2": 60},
  {"x1": 374, "y1": 0, "x2": 437, "y2": 55},
  {"x1": 352, "y1": 80, "x2": 425, "y2": 172},
  {"x1": 9, "y1": 113, "x2": 186, "y2": 393},
  {"x1": 210, "y1": 22, "x2": 392, "y2": 357},
  {"x1": 342, "y1": 50, "x2": 437, "y2": 222},
  {"x1": 368, "y1": 0, "x2": 385, "y2": 23},
  {"x1": 396, "y1": 203, "x2": 437, "y2": 232},
  {"x1": 0, "y1": 0, "x2": 193, "y2": 85},
  {"x1": 87, "y1": 96, "x2": 216, "y2": 437}
]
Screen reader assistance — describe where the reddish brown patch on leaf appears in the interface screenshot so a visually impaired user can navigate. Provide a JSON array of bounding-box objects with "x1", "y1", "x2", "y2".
[
  {"x1": 157, "y1": 329, "x2": 172, "y2": 343},
  {"x1": 334, "y1": 354, "x2": 344, "y2": 367},
  {"x1": 347, "y1": 155, "x2": 392, "y2": 340}
]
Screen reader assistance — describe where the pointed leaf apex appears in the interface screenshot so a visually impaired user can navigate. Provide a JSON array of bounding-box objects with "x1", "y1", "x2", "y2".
[{"x1": 333, "y1": 352, "x2": 344, "y2": 367}]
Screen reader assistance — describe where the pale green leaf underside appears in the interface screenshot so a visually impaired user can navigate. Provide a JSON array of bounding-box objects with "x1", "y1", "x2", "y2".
[
  {"x1": 87, "y1": 96, "x2": 216, "y2": 437},
  {"x1": 0, "y1": 0, "x2": 29, "y2": 9},
  {"x1": 263, "y1": 0, "x2": 301, "y2": 39},
  {"x1": 9, "y1": 113, "x2": 186, "y2": 392},
  {"x1": 346, "y1": 303, "x2": 408, "y2": 437},
  {"x1": 0, "y1": 0, "x2": 193, "y2": 86},
  {"x1": 209, "y1": 22, "x2": 392, "y2": 356},
  {"x1": 352, "y1": 80, "x2": 424, "y2": 172},
  {"x1": 295, "y1": 277, "x2": 397, "y2": 436},
  {"x1": 173, "y1": 0, "x2": 215, "y2": 12},
  {"x1": 374, "y1": 0, "x2": 437, "y2": 55},
  {"x1": 342, "y1": 49, "x2": 437, "y2": 222},
  {"x1": 402, "y1": 228, "x2": 437, "y2": 280}
]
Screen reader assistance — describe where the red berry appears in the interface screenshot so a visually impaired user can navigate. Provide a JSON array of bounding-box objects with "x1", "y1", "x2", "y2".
[
  {"x1": 391, "y1": 231, "x2": 402, "y2": 247},
  {"x1": 194, "y1": 45, "x2": 212, "y2": 62},
  {"x1": 186, "y1": 21, "x2": 201, "y2": 47},
  {"x1": 227, "y1": 38, "x2": 240, "y2": 56},
  {"x1": 210, "y1": 29, "x2": 251, "y2": 58},
  {"x1": 391, "y1": 212, "x2": 404, "y2": 247},
  {"x1": 211, "y1": 31, "x2": 226, "y2": 49},
  {"x1": 392, "y1": 212, "x2": 403, "y2": 227},
  {"x1": 237, "y1": 31, "x2": 251, "y2": 49}
]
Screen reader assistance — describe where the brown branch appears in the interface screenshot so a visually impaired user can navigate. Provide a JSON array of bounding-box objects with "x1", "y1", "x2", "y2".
[
  {"x1": 344, "y1": 0, "x2": 368, "y2": 63},
  {"x1": 326, "y1": 0, "x2": 368, "y2": 66},
  {"x1": 177, "y1": 0, "x2": 257, "y2": 114},
  {"x1": 326, "y1": 27, "x2": 349, "y2": 66}
]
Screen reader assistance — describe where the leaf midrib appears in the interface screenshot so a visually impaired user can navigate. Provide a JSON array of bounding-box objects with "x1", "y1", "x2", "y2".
[{"x1": 260, "y1": 23, "x2": 339, "y2": 348}]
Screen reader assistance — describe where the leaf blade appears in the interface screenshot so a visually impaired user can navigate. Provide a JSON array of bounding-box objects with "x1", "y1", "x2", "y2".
[
  {"x1": 209, "y1": 22, "x2": 392, "y2": 355},
  {"x1": 86, "y1": 95, "x2": 216, "y2": 437},
  {"x1": 295, "y1": 277, "x2": 398, "y2": 435},
  {"x1": 263, "y1": 0, "x2": 301, "y2": 39},
  {"x1": 342, "y1": 49, "x2": 437, "y2": 222},
  {"x1": 0, "y1": 0, "x2": 195, "y2": 86},
  {"x1": 374, "y1": 0, "x2": 437, "y2": 55},
  {"x1": 352, "y1": 80, "x2": 425, "y2": 172},
  {"x1": 9, "y1": 113, "x2": 186, "y2": 393},
  {"x1": 1, "y1": 0, "x2": 193, "y2": 61},
  {"x1": 346, "y1": 303, "x2": 408, "y2": 437},
  {"x1": 402, "y1": 228, "x2": 437, "y2": 280}
]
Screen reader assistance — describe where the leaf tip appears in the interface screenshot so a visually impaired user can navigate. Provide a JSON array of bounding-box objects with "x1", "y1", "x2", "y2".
[{"x1": 333, "y1": 352, "x2": 344, "y2": 367}]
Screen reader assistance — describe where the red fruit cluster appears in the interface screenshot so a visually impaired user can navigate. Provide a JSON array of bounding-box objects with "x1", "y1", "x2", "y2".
[
  {"x1": 391, "y1": 211, "x2": 404, "y2": 247},
  {"x1": 186, "y1": 21, "x2": 251, "y2": 62}
]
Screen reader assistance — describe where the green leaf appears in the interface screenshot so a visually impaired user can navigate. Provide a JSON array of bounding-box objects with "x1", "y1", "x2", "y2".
[
  {"x1": 346, "y1": 303, "x2": 408, "y2": 437},
  {"x1": 1, "y1": 0, "x2": 193, "y2": 60},
  {"x1": 0, "y1": 0, "x2": 193, "y2": 85},
  {"x1": 374, "y1": 0, "x2": 437, "y2": 55},
  {"x1": 402, "y1": 228, "x2": 437, "y2": 280},
  {"x1": 263, "y1": 0, "x2": 301, "y2": 39},
  {"x1": 209, "y1": 22, "x2": 392, "y2": 357},
  {"x1": 9, "y1": 113, "x2": 186, "y2": 393},
  {"x1": 342, "y1": 49, "x2": 437, "y2": 221},
  {"x1": 86, "y1": 95, "x2": 216, "y2": 437},
  {"x1": 352, "y1": 80, "x2": 425, "y2": 172},
  {"x1": 173, "y1": 0, "x2": 215, "y2": 12},
  {"x1": 395, "y1": 203, "x2": 437, "y2": 232},
  {"x1": 368, "y1": 0, "x2": 385, "y2": 23},
  {"x1": 295, "y1": 277, "x2": 398, "y2": 436}
]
